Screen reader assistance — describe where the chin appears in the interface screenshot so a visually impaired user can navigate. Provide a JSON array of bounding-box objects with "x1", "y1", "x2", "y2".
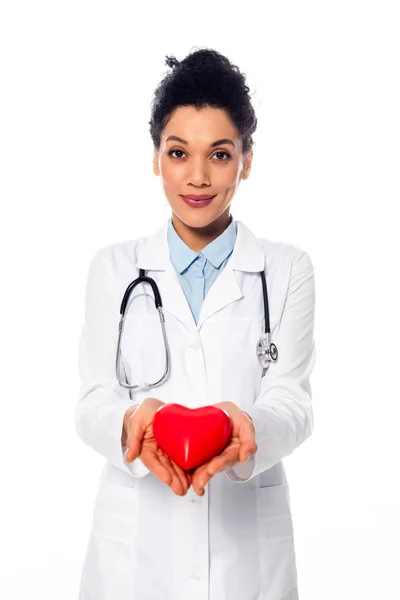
[
  {"x1": 178, "y1": 211, "x2": 220, "y2": 228},
  {"x1": 169, "y1": 196, "x2": 230, "y2": 229}
]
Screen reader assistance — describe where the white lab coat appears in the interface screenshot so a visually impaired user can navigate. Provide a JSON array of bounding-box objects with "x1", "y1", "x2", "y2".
[{"x1": 76, "y1": 219, "x2": 316, "y2": 600}]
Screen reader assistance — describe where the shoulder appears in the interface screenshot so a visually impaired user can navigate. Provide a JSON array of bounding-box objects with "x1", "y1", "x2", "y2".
[
  {"x1": 255, "y1": 231, "x2": 314, "y2": 276},
  {"x1": 87, "y1": 235, "x2": 148, "y2": 273},
  {"x1": 83, "y1": 235, "x2": 152, "y2": 306},
  {"x1": 254, "y1": 233, "x2": 315, "y2": 304},
  {"x1": 253, "y1": 235, "x2": 315, "y2": 320}
]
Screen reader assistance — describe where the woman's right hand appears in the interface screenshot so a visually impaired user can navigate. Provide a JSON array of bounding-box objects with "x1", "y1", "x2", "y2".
[{"x1": 123, "y1": 398, "x2": 192, "y2": 496}]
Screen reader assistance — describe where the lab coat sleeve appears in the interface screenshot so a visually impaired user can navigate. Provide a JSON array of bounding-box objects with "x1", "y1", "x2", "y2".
[
  {"x1": 225, "y1": 249, "x2": 316, "y2": 483},
  {"x1": 75, "y1": 247, "x2": 151, "y2": 478}
]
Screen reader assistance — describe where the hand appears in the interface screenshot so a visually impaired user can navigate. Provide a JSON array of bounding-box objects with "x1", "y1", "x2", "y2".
[
  {"x1": 124, "y1": 398, "x2": 192, "y2": 496},
  {"x1": 190, "y1": 402, "x2": 257, "y2": 496}
]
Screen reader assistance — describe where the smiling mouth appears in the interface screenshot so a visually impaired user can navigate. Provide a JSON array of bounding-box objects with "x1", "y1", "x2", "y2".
[{"x1": 181, "y1": 194, "x2": 217, "y2": 200}]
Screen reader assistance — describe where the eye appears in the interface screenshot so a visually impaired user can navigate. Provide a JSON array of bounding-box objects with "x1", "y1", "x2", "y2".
[
  {"x1": 213, "y1": 151, "x2": 231, "y2": 161},
  {"x1": 168, "y1": 149, "x2": 185, "y2": 159},
  {"x1": 167, "y1": 149, "x2": 232, "y2": 161}
]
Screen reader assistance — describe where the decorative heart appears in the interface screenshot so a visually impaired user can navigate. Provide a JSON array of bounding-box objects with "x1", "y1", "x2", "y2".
[{"x1": 152, "y1": 403, "x2": 233, "y2": 471}]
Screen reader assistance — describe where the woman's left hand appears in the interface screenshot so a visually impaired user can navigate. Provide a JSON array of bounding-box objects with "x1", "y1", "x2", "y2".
[{"x1": 190, "y1": 402, "x2": 257, "y2": 496}]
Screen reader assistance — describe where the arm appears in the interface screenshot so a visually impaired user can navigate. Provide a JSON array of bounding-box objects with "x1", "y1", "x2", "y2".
[
  {"x1": 225, "y1": 249, "x2": 316, "y2": 482},
  {"x1": 75, "y1": 247, "x2": 150, "y2": 478}
]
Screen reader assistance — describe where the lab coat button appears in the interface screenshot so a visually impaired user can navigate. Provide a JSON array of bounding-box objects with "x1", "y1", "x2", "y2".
[
  {"x1": 189, "y1": 497, "x2": 202, "y2": 504},
  {"x1": 189, "y1": 339, "x2": 201, "y2": 350}
]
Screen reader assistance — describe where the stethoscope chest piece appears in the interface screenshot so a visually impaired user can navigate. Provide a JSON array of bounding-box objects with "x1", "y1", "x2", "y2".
[{"x1": 256, "y1": 333, "x2": 278, "y2": 368}]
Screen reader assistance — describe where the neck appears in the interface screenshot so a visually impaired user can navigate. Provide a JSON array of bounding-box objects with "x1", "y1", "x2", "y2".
[{"x1": 171, "y1": 210, "x2": 232, "y2": 253}]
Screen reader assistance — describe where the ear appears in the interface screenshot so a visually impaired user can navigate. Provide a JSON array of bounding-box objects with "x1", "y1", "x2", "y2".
[
  {"x1": 153, "y1": 148, "x2": 160, "y2": 176},
  {"x1": 241, "y1": 149, "x2": 253, "y2": 181}
]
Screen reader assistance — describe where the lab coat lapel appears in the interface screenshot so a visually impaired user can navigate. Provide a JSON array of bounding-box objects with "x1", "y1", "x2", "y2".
[
  {"x1": 134, "y1": 219, "x2": 266, "y2": 332},
  {"x1": 135, "y1": 221, "x2": 197, "y2": 332},
  {"x1": 195, "y1": 263, "x2": 243, "y2": 329},
  {"x1": 196, "y1": 221, "x2": 266, "y2": 329}
]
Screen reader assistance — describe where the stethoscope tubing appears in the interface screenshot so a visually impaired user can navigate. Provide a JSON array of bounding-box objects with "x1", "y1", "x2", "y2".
[{"x1": 116, "y1": 268, "x2": 277, "y2": 390}]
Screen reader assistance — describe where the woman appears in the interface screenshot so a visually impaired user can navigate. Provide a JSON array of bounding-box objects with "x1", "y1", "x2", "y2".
[{"x1": 76, "y1": 47, "x2": 316, "y2": 600}]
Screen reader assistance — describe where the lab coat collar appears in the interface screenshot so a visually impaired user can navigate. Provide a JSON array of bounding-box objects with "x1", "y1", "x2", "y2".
[
  {"x1": 135, "y1": 218, "x2": 265, "y2": 273},
  {"x1": 135, "y1": 218, "x2": 268, "y2": 332},
  {"x1": 167, "y1": 215, "x2": 237, "y2": 273}
]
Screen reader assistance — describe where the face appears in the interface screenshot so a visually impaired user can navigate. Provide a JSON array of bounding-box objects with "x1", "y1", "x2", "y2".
[{"x1": 153, "y1": 106, "x2": 253, "y2": 234}]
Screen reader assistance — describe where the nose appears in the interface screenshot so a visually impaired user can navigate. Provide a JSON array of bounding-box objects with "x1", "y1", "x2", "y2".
[{"x1": 186, "y1": 158, "x2": 211, "y2": 187}]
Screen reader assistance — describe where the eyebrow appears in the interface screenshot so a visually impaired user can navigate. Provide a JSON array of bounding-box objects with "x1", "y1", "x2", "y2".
[{"x1": 165, "y1": 135, "x2": 235, "y2": 148}]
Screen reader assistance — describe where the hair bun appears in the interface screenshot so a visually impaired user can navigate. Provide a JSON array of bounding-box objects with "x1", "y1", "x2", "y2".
[
  {"x1": 165, "y1": 55, "x2": 180, "y2": 69},
  {"x1": 150, "y1": 48, "x2": 257, "y2": 156}
]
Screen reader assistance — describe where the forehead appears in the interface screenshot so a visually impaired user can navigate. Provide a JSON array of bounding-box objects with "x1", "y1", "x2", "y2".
[{"x1": 162, "y1": 106, "x2": 238, "y2": 142}]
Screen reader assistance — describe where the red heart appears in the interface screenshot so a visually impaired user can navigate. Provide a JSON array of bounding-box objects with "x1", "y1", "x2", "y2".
[{"x1": 152, "y1": 403, "x2": 233, "y2": 471}]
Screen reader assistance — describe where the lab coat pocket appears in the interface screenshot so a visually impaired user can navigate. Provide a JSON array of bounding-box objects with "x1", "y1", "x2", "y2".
[
  {"x1": 92, "y1": 480, "x2": 136, "y2": 543},
  {"x1": 82, "y1": 482, "x2": 136, "y2": 600},
  {"x1": 258, "y1": 483, "x2": 298, "y2": 600}
]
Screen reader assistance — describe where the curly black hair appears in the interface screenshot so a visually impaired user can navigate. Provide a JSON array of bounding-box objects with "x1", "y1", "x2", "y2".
[{"x1": 149, "y1": 47, "x2": 257, "y2": 155}]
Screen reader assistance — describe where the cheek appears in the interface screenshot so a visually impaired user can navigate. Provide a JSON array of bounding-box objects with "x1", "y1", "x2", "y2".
[
  {"x1": 216, "y1": 168, "x2": 241, "y2": 190},
  {"x1": 159, "y1": 161, "x2": 182, "y2": 186},
  {"x1": 160, "y1": 171, "x2": 176, "y2": 187},
  {"x1": 225, "y1": 181, "x2": 239, "y2": 194},
  {"x1": 219, "y1": 182, "x2": 239, "y2": 202}
]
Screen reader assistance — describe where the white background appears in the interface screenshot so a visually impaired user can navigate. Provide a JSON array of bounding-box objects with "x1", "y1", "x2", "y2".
[{"x1": 1, "y1": 1, "x2": 399, "y2": 598}]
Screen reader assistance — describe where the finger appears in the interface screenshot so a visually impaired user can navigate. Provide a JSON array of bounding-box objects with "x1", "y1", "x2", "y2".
[
  {"x1": 239, "y1": 439, "x2": 258, "y2": 463},
  {"x1": 205, "y1": 446, "x2": 238, "y2": 476},
  {"x1": 157, "y1": 452, "x2": 184, "y2": 495},
  {"x1": 191, "y1": 464, "x2": 211, "y2": 496},
  {"x1": 207, "y1": 455, "x2": 237, "y2": 477},
  {"x1": 140, "y1": 449, "x2": 173, "y2": 486},
  {"x1": 195, "y1": 473, "x2": 211, "y2": 495},
  {"x1": 169, "y1": 458, "x2": 190, "y2": 495},
  {"x1": 239, "y1": 444, "x2": 258, "y2": 464},
  {"x1": 157, "y1": 451, "x2": 181, "y2": 492},
  {"x1": 179, "y1": 465, "x2": 192, "y2": 492}
]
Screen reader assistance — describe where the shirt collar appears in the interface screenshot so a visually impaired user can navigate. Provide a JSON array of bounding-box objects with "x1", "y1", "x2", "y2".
[{"x1": 167, "y1": 215, "x2": 237, "y2": 274}]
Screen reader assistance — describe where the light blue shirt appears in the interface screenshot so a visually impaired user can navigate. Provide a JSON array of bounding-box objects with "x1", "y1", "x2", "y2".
[{"x1": 167, "y1": 215, "x2": 237, "y2": 324}]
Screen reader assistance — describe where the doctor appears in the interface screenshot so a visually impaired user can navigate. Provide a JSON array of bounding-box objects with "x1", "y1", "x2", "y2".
[{"x1": 76, "y1": 48, "x2": 316, "y2": 600}]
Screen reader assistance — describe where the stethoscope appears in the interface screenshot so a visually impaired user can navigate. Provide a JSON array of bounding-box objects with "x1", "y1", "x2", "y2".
[{"x1": 116, "y1": 269, "x2": 278, "y2": 390}]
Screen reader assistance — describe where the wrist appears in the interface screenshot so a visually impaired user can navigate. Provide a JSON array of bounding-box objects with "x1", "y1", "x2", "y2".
[
  {"x1": 242, "y1": 410, "x2": 254, "y2": 427},
  {"x1": 213, "y1": 401, "x2": 235, "y2": 413},
  {"x1": 121, "y1": 404, "x2": 139, "y2": 446}
]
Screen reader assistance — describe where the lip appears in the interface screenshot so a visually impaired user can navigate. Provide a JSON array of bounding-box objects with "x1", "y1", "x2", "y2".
[
  {"x1": 181, "y1": 194, "x2": 217, "y2": 208},
  {"x1": 181, "y1": 194, "x2": 215, "y2": 200}
]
